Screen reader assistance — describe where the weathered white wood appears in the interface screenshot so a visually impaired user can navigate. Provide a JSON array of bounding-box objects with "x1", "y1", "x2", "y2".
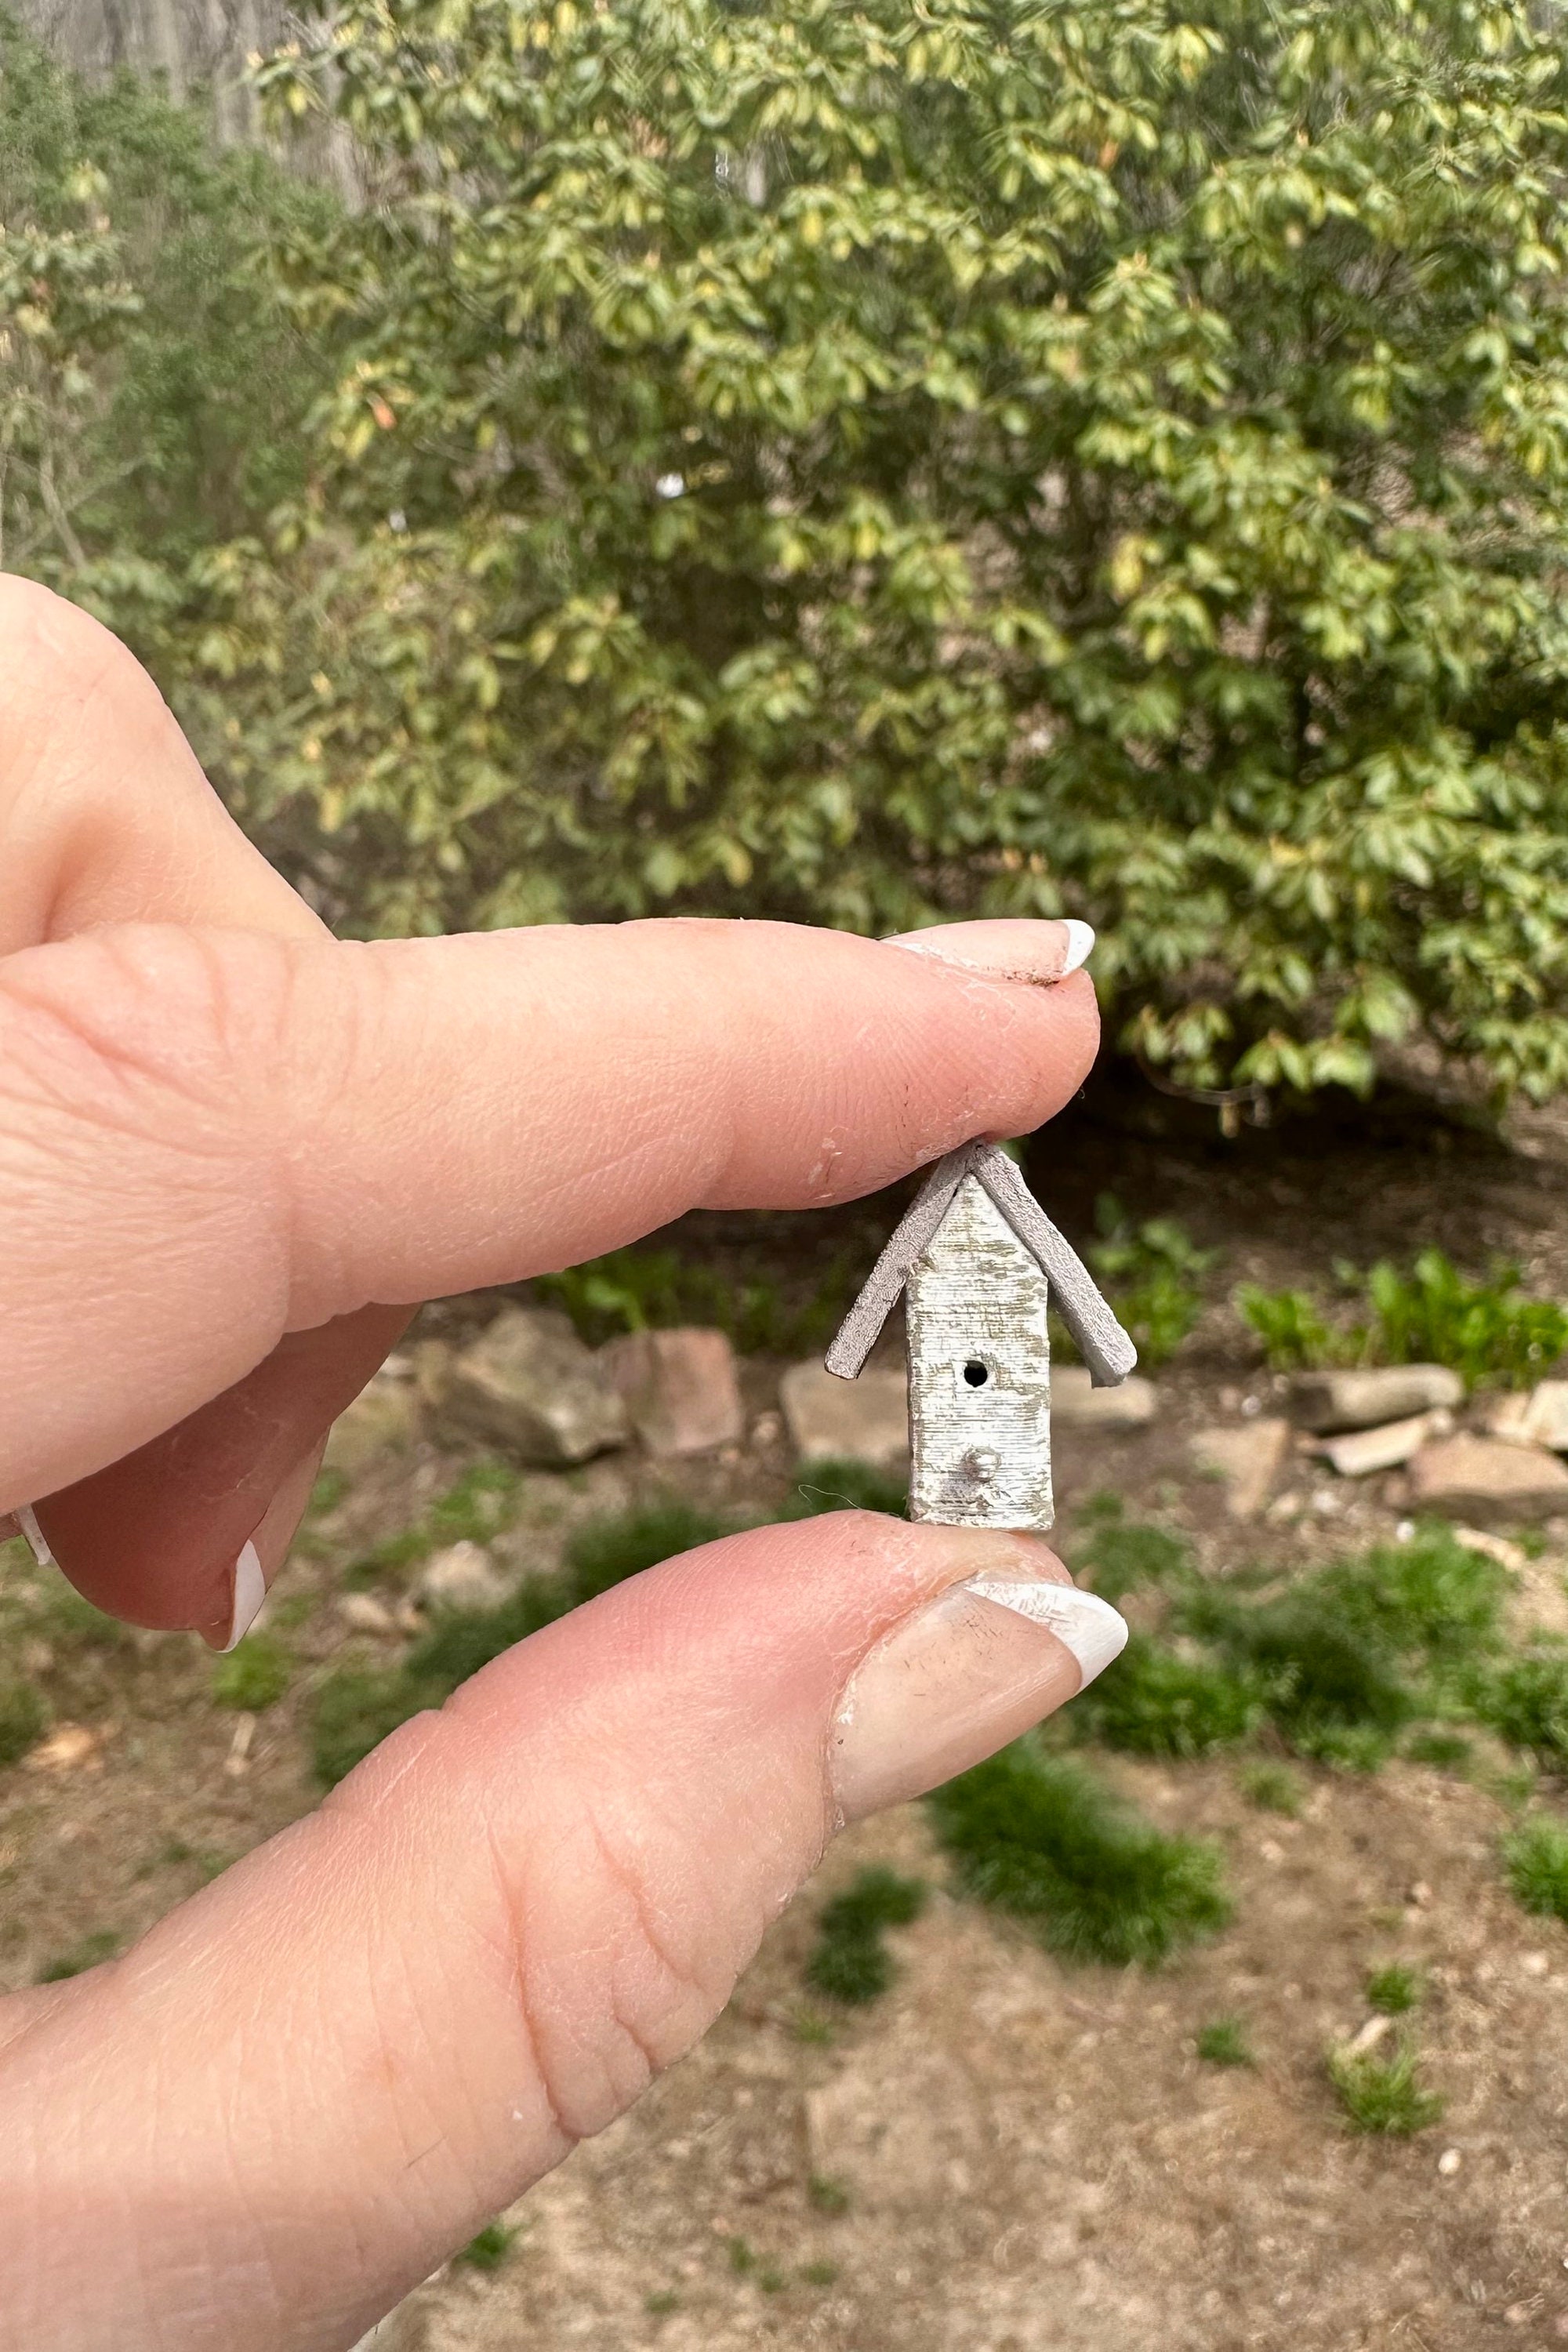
[
  {"x1": 823, "y1": 1144, "x2": 976, "y2": 1377},
  {"x1": 972, "y1": 1148, "x2": 1138, "y2": 1387},
  {"x1": 906, "y1": 1174, "x2": 1054, "y2": 1530}
]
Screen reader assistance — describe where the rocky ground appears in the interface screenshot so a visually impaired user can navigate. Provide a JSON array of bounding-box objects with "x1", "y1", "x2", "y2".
[{"x1": 9, "y1": 1082, "x2": 1568, "y2": 2351}]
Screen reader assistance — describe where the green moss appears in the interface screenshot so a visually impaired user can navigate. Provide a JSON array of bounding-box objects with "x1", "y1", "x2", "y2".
[
  {"x1": 1079, "y1": 1634, "x2": 1261, "y2": 1759},
  {"x1": 808, "y1": 2175, "x2": 851, "y2": 2216},
  {"x1": 1504, "y1": 1814, "x2": 1568, "y2": 1923},
  {"x1": 0, "y1": 1678, "x2": 46, "y2": 1768},
  {"x1": 799, "y1": 2260, "x2": 840, "y2": 2288},
  {"x1": 1236, "y1": 1761, "x2": 1304, "y2": 1815},
  {"x1": 1196, "y1": 2016, "x2": 1254, "y2": 2067},
  {"x1": 1072, "y1": 1494, "x2": 1192, "y2": 1605},
  {"x1": 310, "y1": 1666, "x2": 440, "y2": 1788},
  {"x1": 1477, "y1": 1650, "x2": 1568, "y2": 1766},
  {"x1": 927, "y1": 1743, "x2": 1232, "y2": 1968},
  {"x1": 564, "y1": 1499, "x2": 731, "y2": 1600},
  {"x1": 454, "y1": 2220, "x2": 516, "y2": 2271},
  {"x1": 35, "y1": 1928, "x2": 122, "y2": 1983},
  {"x1": 805, "y1": 1865, "x2": 927, "y2": 2005},
  {"x1": 1327, "y1": 2040, "x2": 1444, "y2": 2135},
  {"x1": 210, "y1": 1632, "x2": 291, "y2": 1712},
  {"x1": 1367, "y1": 1963, "x2": 1421, "y2": 2016}
]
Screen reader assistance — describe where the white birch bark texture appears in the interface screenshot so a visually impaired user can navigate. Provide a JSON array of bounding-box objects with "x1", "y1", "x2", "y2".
[{"x1": 906, "y1": 1172, "x2": 1054, "y2": 1531}]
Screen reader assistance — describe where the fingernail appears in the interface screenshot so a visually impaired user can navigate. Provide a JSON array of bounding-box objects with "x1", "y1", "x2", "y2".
[
  {"x1": 884, "y1": 917, "x2": 1095, "y2": 985},
  {"x1": 215, "y1": 1541, "x2": 266, "y2": 1653},
  {"x1": 829, "y1": 1553, "x2": 1127, "y2": 1823}
]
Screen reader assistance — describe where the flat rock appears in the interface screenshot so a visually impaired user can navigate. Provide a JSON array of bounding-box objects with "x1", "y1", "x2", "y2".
[
  {"x1": 1484, "y1": 1381, "x2": 1568, "y2": 1454},
  {"x1": 599, "y1": 1327, "x2": 743, "y2": 1457},
  {"x1": 1052, "y1": 1365, "x2": 1159, "y2": 1431},
  {"x1": 323, "y1": 1371, "x2": 419, "y2": 1476},
  {"x1": 1406, "y1": 1433, "x2": 1568, "y2": 1523},
  {"x1": 1289, "y1": 1364, "x2": 1465, "y2": 1434},
  {"x1": 336, "y1": 1592, "x2": 399, "y2": 1637},
  {"x1": 413, "y1": 1540, "x2": 512, "y2": 1613},
  {"x1": 439, "y1": 1307, "x2": 629, "y2": 1465},
  {"x1": 1190, "y1": 1419, "x2": 1292, "y2": 1519},
  {"x1": 781, "y1": 1360, "x2": 909, "y2": 1466},
  {"x1": 1318, "y1": 1407, "x2": 1453, "y2": 1479}
]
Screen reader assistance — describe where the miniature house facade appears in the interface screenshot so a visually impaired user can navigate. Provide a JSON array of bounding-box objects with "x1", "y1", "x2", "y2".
[{"x1": 826, "y1": 1142, "x2": 1137, "y2": 1534}]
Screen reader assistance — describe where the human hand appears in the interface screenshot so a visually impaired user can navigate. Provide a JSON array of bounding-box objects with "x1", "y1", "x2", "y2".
[{"x1": 0, "y1": 578, "x2": 1124, "y2": 2350}]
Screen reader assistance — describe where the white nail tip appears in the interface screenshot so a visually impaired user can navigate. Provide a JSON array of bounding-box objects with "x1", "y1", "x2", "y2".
[
  {"x1": 964, "y1": 1577, "x2": 1128, "y2": 1689},
  {"x1": 16, "y1": 1505, "x2": 55, "y2": 1570},
  {"x1": 222, "y1": 1541, "x2": 266, "y2": 1652},
  {"x1": 1058, "y1": 919, "x2": 1096, "y2": 976}
]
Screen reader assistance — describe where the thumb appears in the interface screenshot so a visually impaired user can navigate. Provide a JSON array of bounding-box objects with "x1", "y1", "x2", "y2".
[{"x1": 0, "y1": 1512, "x2": 1124, "y2": 2352}]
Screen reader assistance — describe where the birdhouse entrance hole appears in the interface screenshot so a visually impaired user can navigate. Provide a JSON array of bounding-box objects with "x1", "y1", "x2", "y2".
[{"x1": 963, "y1": 1359, "x2": 990, "y2": 1388}]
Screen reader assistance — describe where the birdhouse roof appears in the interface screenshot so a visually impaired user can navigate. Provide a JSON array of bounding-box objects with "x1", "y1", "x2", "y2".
[{"x1": 825, "y1": 1142, "x2": 1138, "y2": 1388}]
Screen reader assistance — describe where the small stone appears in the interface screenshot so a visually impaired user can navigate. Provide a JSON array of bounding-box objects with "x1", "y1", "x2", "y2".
[
  {"x1": 337, "y1": 1593, "x2": 398, "y2": 1636},
  {"x1": 439, "y1": 1307, "x2": 629, "y2": 1465},
  {"x1": 780, "y1": 1360, "x2": 909, "y2": 1466},
  {"x1": 324, "y1": 1371, "x2": 420, "y2": 1476},
  {"x1": 1486, "y1": 1381, "x2": 1568, "y2": 1454},
  {"x1": 1051, "y1": 1366, "x2": 1160, "y2": 1430},
  {"x1": 1189, "y1": 1419, "x2": 1292, "y2": 1519},
  {"x1": 1407, "y1": 1433, "x2": 1568, "y2": 1524},
  {"x1": 1437, "y1": 2147, "x2": 1462, "y2": 2177},
  {"x1": 1289, "y1": 1364, "x2": 1465, "y2": 1434},
  {"x1": 1408, "y1": 1880, "x2": 1433, "y2": 1907},
  {"x1": 750, "y1": 1410, "x2": 782, "y2": 1447},
  {"x1": 1451, "y1": 1525, "x2": 1529, "y2": 1575},
  {"x1": 1318, "y1": 1408, "x2": 1453, "y2": 1478},
  {"x1": 1522, "y1": 1950, "x2": 1550, "y2": 1978},
  {"x1": 1504, "y1": 2304, "x2": 1534, "y2": 2328},
  {"x1": 25, "y1": 1723, "x2": 103, "y2": 1774},
  {"x1": 414, "y1": 1541, "x2": 511, "y2": 1613},
  {"x1": 598, "y1": 1327, "x2": 744, "y2": 1457}
]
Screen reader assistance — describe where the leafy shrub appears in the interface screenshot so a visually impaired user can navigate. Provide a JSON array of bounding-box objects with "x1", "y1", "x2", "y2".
[
  {"x1": 928, "y1": 1743, "x2": 1232, "y2": 1968},
  {"x1": 1085, "y1": 1198, "x2": 1218, "y2": 1368},
  {"x1": 1327, "y1": 2040, "x2": 1444, "y2": 2136},
  {"x1": 805, "y1": 1866, "x2": 928, "y2": 2005},
  {"x1": 1366, "y1": 1254, "x2": 1568, "y2": 1389},
  {"x1": 1238, "y1": 1255, "x2": 1568, "y2": 1386},
  {"x1": 0, "y1": 1677, "x2": 46, "y2": 1768},
  {"x1": 1503, "y1": 1815, "x2": 1568, "y2": 1924},
  {"x1": 210, "y1": 1633, "x2": 291, "y2": 1712},
  {"x1": 1236, "y1": 1287, "x2": 1346, "y2": 1373},
  {"x1": 1196, "y1": 2017, "x2": 1254, "y2": 2067},
  {"x1": 77, "y1": 0, "x2": 1545, "y2": 1109},
  {"x1": 1077, "y1": 1635, "x2": 1261, "y2": 1759}
]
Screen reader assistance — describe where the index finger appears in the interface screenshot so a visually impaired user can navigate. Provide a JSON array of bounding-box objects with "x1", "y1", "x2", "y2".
[{"x1": 2, "y1": 917, "x2": 1097, "y2": 1532}]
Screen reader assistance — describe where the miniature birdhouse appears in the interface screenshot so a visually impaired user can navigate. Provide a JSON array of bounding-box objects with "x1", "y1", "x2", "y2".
[{"x1": 825, "y1": 1142, "x2": 1137, "y2": 1533}]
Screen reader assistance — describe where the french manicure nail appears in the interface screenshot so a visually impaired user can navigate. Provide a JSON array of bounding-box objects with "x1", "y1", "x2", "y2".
[
  {"x1": 884, "y1": 916, "x2": 1095, "y2": 985},
  {"x1": 829, "y1": 1559, "x2": 1127, "y2": 1824},
  {"x1": 220, "y1": 1541, "x2": 266, "y2": 1653}
]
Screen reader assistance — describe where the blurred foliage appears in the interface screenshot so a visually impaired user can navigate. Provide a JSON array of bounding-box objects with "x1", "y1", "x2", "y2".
[
  {"x1": 1196, "y1": 2016, "x2": 1254, "y2": 2067},
  {"x1": 0, "y1": 1674, "x2": 45, "y2": 1766},
  {"x1": 1238, "y1": 1250, "x2": 1568, "y2": 1385},
  {"x1": 535, "y1": 1245, "x2": 852, "y2": 1356},
  {"x1": 927, "y1": 1740, "x2": 1232, "y2": 1965},
  {"x1": 1366, "y1": 1962, "x2": 1422, "y2": 2015},
  {"x1": 779, "y1": 1457, "x2": 909, "y2": 1519},
  {"x1": 0, "y1": 13, "x2": 334, "y2": 579},
  {"x1": 1502, "y1": 1813, "x2": 1568, "y2": 1922},
  {"x1": 34, "y1": 1927, "x2": 122, "y2": 1983},
  {"x1": 804, "y1": 1864, "x2": 928, "y2": 2005},
  {"x1": 1083, "y1": 1196, "x2": 1218, "y2": 1367},
  {"x1": 210, "y1": 1632, "x2": 292, "y2": 1712},
  {"x1": 1327, "y1": 2038, "x2": 1445, "y2": 2134},
  {"x1": 6, "y1": 5, "x2": 1568, "y2": 1098}
]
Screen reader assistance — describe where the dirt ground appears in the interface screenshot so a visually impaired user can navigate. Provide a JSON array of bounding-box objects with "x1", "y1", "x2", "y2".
[{"x1": 9, "y1": 1080, "x2": 1568, "y2": 2351}]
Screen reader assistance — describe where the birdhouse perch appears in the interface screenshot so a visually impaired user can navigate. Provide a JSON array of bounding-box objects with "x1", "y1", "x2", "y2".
[{"x1": 825, "y1": 1142, "x2": 1137, "y2": 1534}]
